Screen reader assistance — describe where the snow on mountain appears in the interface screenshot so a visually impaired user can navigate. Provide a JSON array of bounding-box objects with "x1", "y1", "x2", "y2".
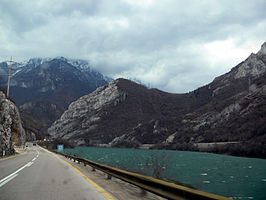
[
  {"x1": 0, "y1": 56, "x2": 113, "y2": 135},
  {"x1": 0, "y1": 57, "x2": 113, "y2": 83}
]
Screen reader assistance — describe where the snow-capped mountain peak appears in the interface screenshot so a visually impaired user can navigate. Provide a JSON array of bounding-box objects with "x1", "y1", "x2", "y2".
[
  {"x1": 65, "y1": 58, "x2": 92, "y2": 72},
  {"x1": 1, "y1": 57, "x2": 101, "y2": 76}
]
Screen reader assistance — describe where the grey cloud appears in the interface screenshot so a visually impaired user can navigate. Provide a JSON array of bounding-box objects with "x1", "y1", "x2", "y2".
[
  {"x1": 0, "y1": 1, "x2": 48, "y2": 33},
  {"x1": 0, "y1": 0, "x2": 265, "y2": 93}
]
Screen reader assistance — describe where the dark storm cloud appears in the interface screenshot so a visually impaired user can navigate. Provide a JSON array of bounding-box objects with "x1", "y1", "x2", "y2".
[{"x1": 0, "y1": 0, "x2": 265, "y2": 92}]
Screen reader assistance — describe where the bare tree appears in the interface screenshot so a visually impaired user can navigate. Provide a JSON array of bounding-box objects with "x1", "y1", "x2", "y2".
[{"x1": 145, "y1": 152, "x2": 169, "y2": 179}]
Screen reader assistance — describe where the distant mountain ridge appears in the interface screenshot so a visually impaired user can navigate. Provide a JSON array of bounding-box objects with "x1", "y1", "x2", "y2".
[
  {"x1": 0, "y1": 57, "x2": 112, "y2": 91},
  {"x1": 0, "y1": 57, "x2": 112, "y2": 136},
  {"x1": 48, "y1": 42, "x2": 266, "y2": 158}
]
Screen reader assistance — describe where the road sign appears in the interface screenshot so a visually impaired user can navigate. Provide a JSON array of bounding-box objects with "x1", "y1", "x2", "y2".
[{"x1": 57, "y1": 145, "x2": 64, "y2": 151}]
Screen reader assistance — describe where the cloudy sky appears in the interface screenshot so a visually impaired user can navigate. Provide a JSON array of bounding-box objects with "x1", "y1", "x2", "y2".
[{"x1": 0, "y1": 0, "x2": 265, "y2": 93}]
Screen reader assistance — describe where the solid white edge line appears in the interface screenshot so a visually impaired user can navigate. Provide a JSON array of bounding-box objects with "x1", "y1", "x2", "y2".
[{"x1": 0, "y1": 174, "x2": 18, "y2": 187}]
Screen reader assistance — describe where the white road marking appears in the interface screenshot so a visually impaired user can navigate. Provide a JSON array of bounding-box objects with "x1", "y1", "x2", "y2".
[
  {"x1": 0, "y1": 174, "x2": 18, "y2": 187},
  {"x1": 0, "y1": 149, "x2": 39, "y2": 188},
  {"x1": 0, "y1": 161, "x2": 31, "y2": 187}
]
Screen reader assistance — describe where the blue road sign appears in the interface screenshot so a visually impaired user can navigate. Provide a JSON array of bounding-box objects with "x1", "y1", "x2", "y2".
[{"x1": 57, "y1": 145, "x2": 64, "y2": 151}]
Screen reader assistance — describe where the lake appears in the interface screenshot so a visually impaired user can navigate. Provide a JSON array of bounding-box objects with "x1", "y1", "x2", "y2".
[{"x1": 61, "y1": 147, "x2": 266, "y2": 200}]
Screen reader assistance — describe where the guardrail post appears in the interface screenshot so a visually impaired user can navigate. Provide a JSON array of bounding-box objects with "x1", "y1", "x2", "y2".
[
  {"x1": 84, "y1": 162, "x2": 86, "y2": 167},
  {"x1": 140, "y1": 189, "x2": 147, "y2": 197},
  {"x1": 107, "y1": 174, "x2": 112, "y2": 180},
  {"x1": 92, "y1": 167, "x2": 96, "y2": 171}
]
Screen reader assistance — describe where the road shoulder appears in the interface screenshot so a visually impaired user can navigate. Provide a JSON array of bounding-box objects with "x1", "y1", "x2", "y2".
[{"x1": 55, "y1": 152, "x2": 166, "y2": 200}]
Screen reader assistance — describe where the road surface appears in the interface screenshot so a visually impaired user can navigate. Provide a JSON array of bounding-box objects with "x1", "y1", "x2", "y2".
[{"x1": 0, "y1": 145, "x2": 114, "y2": 200}]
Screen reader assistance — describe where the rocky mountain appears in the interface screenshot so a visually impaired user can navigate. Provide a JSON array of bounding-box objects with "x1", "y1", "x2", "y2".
[
  {"x1": 0, "y1": 87, "x2": 27, "y2": 156},
  {"x1": 48, "y1": 42, "x2": 266, "y2": 157},
  {"x1": 0, "y1": 57, "x2": 112, "y2": 135},
  {"x1": 20, "y1": 110, "x2": 43, "y2": 141}
]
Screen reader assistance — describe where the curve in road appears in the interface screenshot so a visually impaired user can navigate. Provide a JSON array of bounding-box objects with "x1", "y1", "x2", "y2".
[{"x1": 0, "y1": 145, "x2": 115, "y2": 200}]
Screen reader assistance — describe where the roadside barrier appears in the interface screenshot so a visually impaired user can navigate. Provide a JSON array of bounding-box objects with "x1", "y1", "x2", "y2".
[{"x1": 52, "y1": 150, "x2": 230, "y2": 200}]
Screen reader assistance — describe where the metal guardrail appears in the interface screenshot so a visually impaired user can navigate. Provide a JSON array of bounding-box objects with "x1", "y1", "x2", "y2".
[{"x1": 52, "y1": 150, "x2": 231, "y2": 200}]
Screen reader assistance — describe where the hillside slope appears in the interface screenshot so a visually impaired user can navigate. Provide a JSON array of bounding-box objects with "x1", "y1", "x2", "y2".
[{"x1": 48, "y1": 42, "x2": 266, "y2": 157}]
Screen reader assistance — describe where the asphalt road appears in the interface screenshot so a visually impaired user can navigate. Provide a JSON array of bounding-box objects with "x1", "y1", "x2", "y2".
[{"x1": 0, "y1": 145, "x2": 113, "y2": 200}]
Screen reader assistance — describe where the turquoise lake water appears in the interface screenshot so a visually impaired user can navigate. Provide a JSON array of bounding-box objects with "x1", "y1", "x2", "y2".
[{"x1": 62, "y1": 147, "x2": 266, "y2": 200}]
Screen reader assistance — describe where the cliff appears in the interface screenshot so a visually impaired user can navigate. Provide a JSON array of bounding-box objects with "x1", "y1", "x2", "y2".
[{"x1": 0, "y1": 88, "x2": 26, "y2": 156}]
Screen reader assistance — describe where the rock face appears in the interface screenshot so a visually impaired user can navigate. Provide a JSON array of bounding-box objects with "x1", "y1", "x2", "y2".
[
  {"x1": 168, "y1": 42, "x2": 266, "y2": 144},
  {"x1": 48, "y1": 42, "x2": 266, "y2": 157},
  {"x1": 0, "y1": 87, "x2": 26, "y2": 156},
  {"x1": 20, "y1": 111, "x2": 40, "y2": 141},
  {"x1": 0, "y1": 57, "x2": 112, "y2": 135}
]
